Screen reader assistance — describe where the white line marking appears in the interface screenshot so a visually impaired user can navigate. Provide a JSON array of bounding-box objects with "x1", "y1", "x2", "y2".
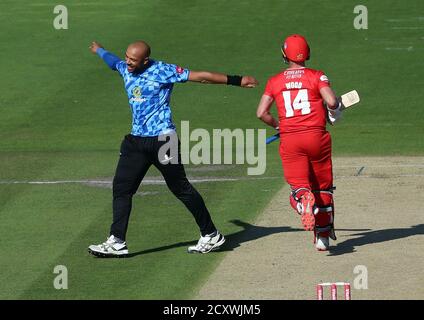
[
  {"x1": 339, "y1": 123, "x2": 414, "y2": 127},
  {"x1": 335, "y1": 174, "x2": 424, "y2": 178},
  {"x1": 385, "y1": 46, "x2": 413, "y2": 51},
  {"x1": 335, "y1": 164, "x2": 424, "y2": 168},
  {"x1": 391, "y1": 27, "x2": 424, "y2": 30},
  {"x1": 385, "y1": 19, "x2": 405, "y2": 22},
  {"x1": 385, "y1": 17, "x2": 424, "y2": 22},
  {"x1": 1, "y1": 163, "x2": 423, "y2": 186},
  {"x1": 0, "y1": 177, "x2": 279, "y2": 185}
]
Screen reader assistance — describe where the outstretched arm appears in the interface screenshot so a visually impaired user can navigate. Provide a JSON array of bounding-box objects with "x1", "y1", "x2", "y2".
[
  {"x1": 256, "y1": 94, "x2": 279, "y2": 129},
  {"x1": 89, "y1": 41, "x2": 121, "y2": 71},
  {"x1": 188, "y1": 71, "x2": 258, "y2": 88}
]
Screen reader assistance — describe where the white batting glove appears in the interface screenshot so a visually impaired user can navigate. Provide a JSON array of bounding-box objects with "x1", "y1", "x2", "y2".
[{"x1": 327, "y1": 101, "x2": 342, "y2": 125}]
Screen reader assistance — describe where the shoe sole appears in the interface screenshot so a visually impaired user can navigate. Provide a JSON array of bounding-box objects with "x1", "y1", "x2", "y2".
[
  {"x1": 88, "y1": 248, "x2": 128, "y2": 258},
  {"x1": 301, "y1": 192, "x2": 315, "y2": 231},
  {"x1": 301, "y1": 213, "x2": 315, "y2": 231},
  {"x1": 316, "y1": 245, "x2": 329, "y2": 251}
]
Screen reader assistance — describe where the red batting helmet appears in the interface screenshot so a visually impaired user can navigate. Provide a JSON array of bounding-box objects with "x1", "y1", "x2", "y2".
[{"x1": 282, "y1": 34, "x2": 310, "y2": 63}]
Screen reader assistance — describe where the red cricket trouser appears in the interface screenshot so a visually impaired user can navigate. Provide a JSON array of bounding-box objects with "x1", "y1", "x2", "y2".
[{"x1": 279, "y1": 130, "x2": 333, "y2": 191}]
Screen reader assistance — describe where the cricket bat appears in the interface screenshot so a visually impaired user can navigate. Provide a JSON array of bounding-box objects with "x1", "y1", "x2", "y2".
[
  {"x1": 266, "y1": 90, "x2": 360, "y2": 144},
  {"x1": 339, "y1": 90, "x2": 360, "y2": 110}
]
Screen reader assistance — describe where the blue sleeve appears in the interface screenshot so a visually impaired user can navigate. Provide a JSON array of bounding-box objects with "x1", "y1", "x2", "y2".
[
  {"x1": 155, "y1": 62, "x2": 190, "y2": 84},
  {"x1": 96, "y1": 48, "x2": 122, "y2": 71}
]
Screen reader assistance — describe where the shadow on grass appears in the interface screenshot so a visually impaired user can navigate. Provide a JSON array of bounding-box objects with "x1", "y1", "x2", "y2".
[
  {"x1": 91, "y1": 224, "x2": 424, "y2": 258},
  {"x1": 218, "y1": 219, "x2": 303, "y2": 252},
  {"x1": 328, "y1": 224, "x2": 424, "y2": 256},
  {"x1": 125, "y1": 219, "x2": 303, "y2": 258}
]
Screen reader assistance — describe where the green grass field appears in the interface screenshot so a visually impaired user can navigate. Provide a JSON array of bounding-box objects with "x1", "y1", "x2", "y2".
[{"x1": 0, "y1": 0, "x2": 423, "y2": 299}]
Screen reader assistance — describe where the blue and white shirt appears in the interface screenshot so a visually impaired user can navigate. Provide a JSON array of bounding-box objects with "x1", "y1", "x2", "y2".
[{"x1": 97, "y1": 48, "x2": 190, "y2": 136}]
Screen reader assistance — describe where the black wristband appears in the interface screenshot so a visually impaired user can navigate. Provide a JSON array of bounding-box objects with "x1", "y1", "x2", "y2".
[{"x1": 227, "y1": 75, "x2": 242, "y2": 86}]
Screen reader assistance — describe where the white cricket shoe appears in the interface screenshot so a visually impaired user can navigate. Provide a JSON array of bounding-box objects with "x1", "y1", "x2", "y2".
[
  {"x1": 88, "y1": 235, "x2": 129, "y2": 257},
  {"x1": 315, "y1": 235, "x2": 330, "y2": 251},
  {"x1": 187, "y1": 231, "x2": 226, "y2": 254}
]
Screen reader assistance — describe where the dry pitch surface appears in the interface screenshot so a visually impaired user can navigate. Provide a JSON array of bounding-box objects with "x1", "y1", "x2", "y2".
[{"x1": 196, "y1": 157, "x2": 424, "y2": 300}]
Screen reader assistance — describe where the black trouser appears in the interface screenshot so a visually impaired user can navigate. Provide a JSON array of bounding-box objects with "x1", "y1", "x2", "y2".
[{"x1": 110, "y1": 134, "x2": 217, "y2": 241}]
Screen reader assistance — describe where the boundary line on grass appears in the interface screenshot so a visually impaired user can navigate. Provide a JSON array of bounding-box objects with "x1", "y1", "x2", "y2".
[{"x1": 0, "y1": 177, "x2": 280, "y2": 185}]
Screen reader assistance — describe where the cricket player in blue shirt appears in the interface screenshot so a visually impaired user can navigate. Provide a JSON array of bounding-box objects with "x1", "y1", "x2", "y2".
[{"x1": 88, "y1": 41, "x2": 258, "y2": 257}]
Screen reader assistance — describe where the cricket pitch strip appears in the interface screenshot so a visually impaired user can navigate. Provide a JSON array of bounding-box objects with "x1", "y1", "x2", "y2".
[{"x1": 195, "y1": 157, "x2": 424, "y2": 300}]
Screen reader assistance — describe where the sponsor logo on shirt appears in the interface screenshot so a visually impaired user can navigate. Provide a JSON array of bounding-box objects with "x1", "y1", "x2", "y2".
[
  {"x1": 320, "y1": 75, "x2": 329, "y2": 82},
  {"x1": 284, "y1": 69, "x2": 304, "y2": 79},
  {"x1": 176, "y1": 66, "x2": 184, "y2": 74},
  {"x1": 130, "y1": 86, "x2": 147, "y2": 103}
]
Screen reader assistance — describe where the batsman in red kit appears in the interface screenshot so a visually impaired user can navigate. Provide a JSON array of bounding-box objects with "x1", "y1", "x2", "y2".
[{"x1": 257, "y1": 34, "x2": 342, "y2": 251}]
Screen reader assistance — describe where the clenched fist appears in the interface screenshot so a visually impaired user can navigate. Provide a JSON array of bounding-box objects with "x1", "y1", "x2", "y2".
[{"x1": 241, "y1": 76, "x2": 259, "y2": 88}]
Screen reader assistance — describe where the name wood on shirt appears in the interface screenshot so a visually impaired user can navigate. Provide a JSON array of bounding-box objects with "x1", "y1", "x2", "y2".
[{"x1": 285, "y1": 82, "x2": 303, "y2": 89}]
